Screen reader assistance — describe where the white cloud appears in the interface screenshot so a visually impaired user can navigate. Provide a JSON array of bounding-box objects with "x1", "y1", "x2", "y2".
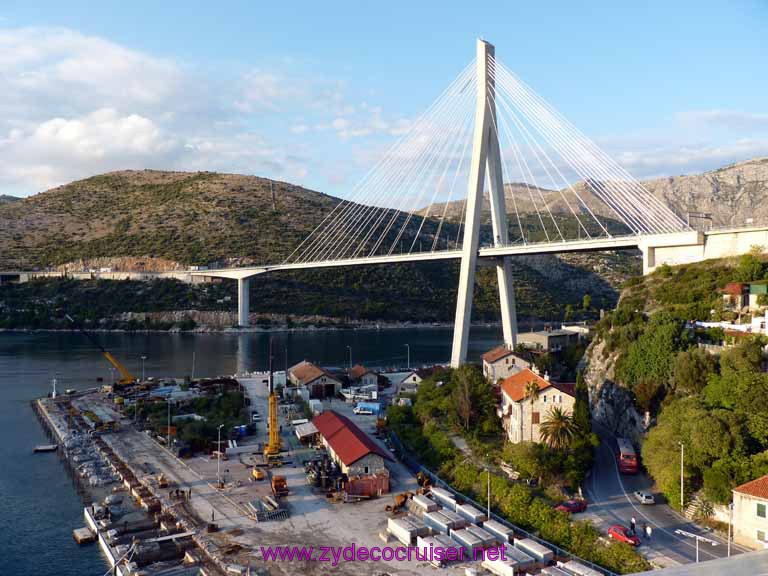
[
  {"x1": 677, "y1": 109, "x2": 768, "y2": 132},
  {"x1": 0, "y1": 108, "x2": 178, "y2": 191}
]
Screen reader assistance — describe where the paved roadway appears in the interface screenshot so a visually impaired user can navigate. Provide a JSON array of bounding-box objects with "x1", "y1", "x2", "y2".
[{"x1": 584, "y1": 425, "x2": 750, "y2": 568}]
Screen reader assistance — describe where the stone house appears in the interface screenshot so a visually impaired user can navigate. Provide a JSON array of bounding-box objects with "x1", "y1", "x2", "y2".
[
  {"x1": 348, "y1": 364, "x2": 378, "y2": 388},
  {"x1": 497, "y1": 368, "x2": 575, "y2": 444},
  {"x1": 482, "y1": 345, "x2": 533, "y2": 383},
  {"x1": 312, "y1": 410, "x2": 391, "y2": 496},
  {"x1": 288, "y1": 360, "x2": 342, "y2": 399},
  {"x1": 517, "y1": 328, "x2": 579, "y2": 352},
  {"x1": 732, "y1": 475, "x2": 768, "y2": 549}
]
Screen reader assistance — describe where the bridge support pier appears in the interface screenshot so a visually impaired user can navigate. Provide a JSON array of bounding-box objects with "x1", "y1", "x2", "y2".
[
  {"x1": 237, "y1": 277, "x2": 250, "y2": 327},
  {"x1": 451, "y1": 39, "x2": 517, "y2": 368}
]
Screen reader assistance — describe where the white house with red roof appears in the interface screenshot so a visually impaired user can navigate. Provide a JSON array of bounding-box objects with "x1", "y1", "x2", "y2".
[
  {"x1": 312, "y1": 410, "x2": 391, "y2": 496},
  {"x1": 497, "y1": 367, "x2": 575, "y2": 444},
  {"x1": 481, "y1": 345, "x2": 533, "y2": 383},
  {"x1": 733, "y1": 474, "x2": 768, "y2": 549}
]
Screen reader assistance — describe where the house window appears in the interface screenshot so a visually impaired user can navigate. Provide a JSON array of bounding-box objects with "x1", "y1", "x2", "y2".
[
  {"x1": 758, "y1": 503, "x2": 767, "y2": 518},
  {"x1": 542, "y1": 395, "x2": 547, "y2": 403},
  {"x1": 364, "y1": 465, "x2": 370, "y2": 474},
  {"x1": 758, "y1": 530, "x2": 767, "y2": 543},
  {"x1": 532, "y1": 412, "x2": 540, "y2": 424}
]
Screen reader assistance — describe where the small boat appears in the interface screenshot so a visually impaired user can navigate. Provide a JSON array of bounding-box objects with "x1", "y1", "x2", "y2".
[{"x1": 33, "y1": 444, "x2": 59, "y2": 453}]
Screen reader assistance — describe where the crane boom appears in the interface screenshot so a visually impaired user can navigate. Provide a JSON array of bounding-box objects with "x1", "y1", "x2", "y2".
[
  {"x1": 65, "y1": 314, "x2": 136, "y2": 385},
  {"x1": 264, "y1": 338, "x2": 281, "y2": 457}
]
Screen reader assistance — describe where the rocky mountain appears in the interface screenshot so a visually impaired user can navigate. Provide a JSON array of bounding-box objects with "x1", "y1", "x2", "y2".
[
  {"x1": 0, "y1": 170, "x2": 338, "y2": 269},
  {"x1": 423, "y1": 157, "x2": 768, "y2": 229},
  {"x1": 0, "y1": 194, "x2": 20, "y2": 205}
]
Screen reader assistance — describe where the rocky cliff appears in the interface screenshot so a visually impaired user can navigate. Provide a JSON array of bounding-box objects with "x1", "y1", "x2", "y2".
[{"x1": 584, "y1": 337, "x2": 647, "y2": 444}]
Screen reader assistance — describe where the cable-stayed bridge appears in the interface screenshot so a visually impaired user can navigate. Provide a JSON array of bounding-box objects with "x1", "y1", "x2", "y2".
[{"x1": 185, "y1": 39, "x2": 762, "y2": 365}]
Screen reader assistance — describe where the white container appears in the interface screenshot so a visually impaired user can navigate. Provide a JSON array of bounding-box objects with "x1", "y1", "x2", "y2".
[
  {"x1": 481, "y1": 557, "x2": 517, "y2": 576},
  {"x1": 541, "y1": 567, "x2": 571, "y2": 576},
  {"x1": 449, "y1": 527, "x2": 482, "y2": 553},
  {"x1": 423, "y1": 511, "x2": 452, "y2": 533},
  {"x1": 429, "y1": 486, "x2": 458, "y2": 510},
  {"x1": 502, "y1": 543, "x2": 536, "y2": 568},
  {"x1": 457, "y1": 502, "x2": 486, "y2": 523},
  {"x1": 482, "y1": 519, "x2": 514, "y2": 543},
  {"x1": 387, "y1": 517, "x2": 415, "y2": 545},
  {"x1": 466, "y1": 525, "x2": 495, "y2": 547},
  {"x1": 439, "y1": 508, "x2": 468, "y2": 529},
  {"x1": 514, "y1": 537, "x2": 554, "y2": 562},
  {"x1": 412, "y1": 493, "x2": 439, "y2": 513},
  {"x1": 405, "y1": 514, "x2": 429, "y2": 537},
  {"x1": 561, "y1": 560, "x2": 604, "y2": 576},
  {"x1": 416, "y1": 535, "x2": 445, "y2": 567}
]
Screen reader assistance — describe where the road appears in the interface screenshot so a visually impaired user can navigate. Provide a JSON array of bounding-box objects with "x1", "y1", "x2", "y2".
[{"x1": 585, "y1": 425, "x2": 749, "y2": 568}]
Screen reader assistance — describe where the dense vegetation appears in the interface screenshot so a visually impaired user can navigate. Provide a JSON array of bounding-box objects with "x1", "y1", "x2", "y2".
[
  {"x1": 387, "y1": 366, "x2": 647, "y2": 574},
  {"x1": 594, "y1": 251, "x2": 768, "y2": 509},
  {"x1": 0, "y1": 256, "x2": 609, "y2": 328},
  {"x1": 139, "y1": 391, "x2": 249, "y2": 452},
  {"x1": 0, "y1": 169, "x2": 636, "y2": 328}
]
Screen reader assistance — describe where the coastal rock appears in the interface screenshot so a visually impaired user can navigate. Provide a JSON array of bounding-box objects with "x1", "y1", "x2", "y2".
[{"x1": 584, "y1": 338, "x2": 646, "y2": 444}]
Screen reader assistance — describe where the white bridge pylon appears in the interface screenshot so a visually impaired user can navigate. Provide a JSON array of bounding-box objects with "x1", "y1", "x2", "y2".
[
  {"x1": 195, "y1": 39, "x2": 694, "y2": 368},
  {"x1": 452, "y1": 39, "x2": 516, "y2": 367}
]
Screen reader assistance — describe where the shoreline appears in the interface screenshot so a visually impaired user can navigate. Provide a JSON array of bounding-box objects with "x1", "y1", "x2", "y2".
[{"x1": 0, "y1": 321, "x2": 511, "y2": 335}]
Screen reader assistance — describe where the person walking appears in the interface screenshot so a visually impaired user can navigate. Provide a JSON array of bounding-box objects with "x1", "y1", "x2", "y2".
[
  {"x1": 641, "y1": 522, "x2": 648, "y2": 539},
  {"x1": 646, "y1": 524, "x2": 653, "y2": 540},
  {"x1": 630, "y1": 516, "x2": 637, "y2": 534}
]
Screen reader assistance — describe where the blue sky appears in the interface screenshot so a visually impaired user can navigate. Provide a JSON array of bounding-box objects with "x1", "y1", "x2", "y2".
[{"x1": 1, "y1": 0, "x2": 767, "y2": 197}]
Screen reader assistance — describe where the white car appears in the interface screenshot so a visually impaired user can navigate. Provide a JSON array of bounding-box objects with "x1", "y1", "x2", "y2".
[
  {"x1": 634, "y1": 491, "x2": 655, "y2": 505},
  {"x1": 353, "y1": 407, "x2": 373, "y2": 415}
]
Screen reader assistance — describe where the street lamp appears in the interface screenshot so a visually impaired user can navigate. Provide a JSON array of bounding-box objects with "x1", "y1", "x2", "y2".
[
  {"x1": 140, "y1": 355, "x2": 147, "y2": 381},
  {"x1": 485, "y1": 467, "x2": 491, "y2": 519},
  {"x1": 404, "y1": 344, "x2": 410, "y2": 370},
  {"x1": 166, "y1": 398, "x2": 173, "y2": 447},
  {"x1": 217, "y1": 424, "x2": 225, "y2": 488},
  {"x1": 346, "y1": 346, "x2": 352, "y2": 371},
  {"x1": 728, "y1": 502, "x2": 734, "y2": 557},
  {"x1": 679, "y1": 442, "x2": 685, "y2": 510}
]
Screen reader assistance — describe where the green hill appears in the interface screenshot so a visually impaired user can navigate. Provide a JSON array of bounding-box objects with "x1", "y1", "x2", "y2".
[{"x1": 0, "y1": 170, "x2": 637, "y2": 327}]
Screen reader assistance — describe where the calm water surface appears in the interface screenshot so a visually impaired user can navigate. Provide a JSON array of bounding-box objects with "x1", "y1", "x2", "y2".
[{"x1": 0, "y1": 326, "x2": 502, "y2": 575}]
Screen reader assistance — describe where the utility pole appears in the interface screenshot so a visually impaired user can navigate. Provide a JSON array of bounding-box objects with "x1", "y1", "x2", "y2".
[
  {"x1": 696, "y1": 535, "x2": 700, "y2": 563},
  {"x1": 728, "y1": 502, "x2": 733, "y2": 557},
  {"x1": 284, "y1": 345, "x2": 288, "y2": 372},
  {"x1": 140, "y1": 355, "x2": 147, "y2": 381},
  {"x1": 217, "y1": 424, "x2": 225, "y2": 488},
  {"x1": 486, "y1": 468, "x2": 491, "y2": 519},
  {"x1": 167, "y1": 399, "x2": 172, "y2": 447},
  {"x1": 346, "y1": 346, "x2": 352, "y2": 372},
  {"x1": 680, "y1": 442, "x2": 685, "y2": 510}
]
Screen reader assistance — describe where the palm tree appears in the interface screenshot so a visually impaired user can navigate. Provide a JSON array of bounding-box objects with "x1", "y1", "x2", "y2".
[
  {"x1": 539, "y1": 406, "x2": 576, "y2": 451},
  {"x1": 524, "y1": 380, "x2": 539, "y2": 442}
]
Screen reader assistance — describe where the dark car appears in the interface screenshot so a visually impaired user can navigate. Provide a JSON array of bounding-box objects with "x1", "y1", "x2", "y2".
[
  {"x1": 608, "y1": 524, "x2": 641, "y2": 546},
  {"x1": 555, "y1": 499, "x2": 588, "y2": 514}
]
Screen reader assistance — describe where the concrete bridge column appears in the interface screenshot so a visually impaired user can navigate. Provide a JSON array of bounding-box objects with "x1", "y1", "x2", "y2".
[{"x1": 237, "y1": 277, "x2": 250, "y2": 327}]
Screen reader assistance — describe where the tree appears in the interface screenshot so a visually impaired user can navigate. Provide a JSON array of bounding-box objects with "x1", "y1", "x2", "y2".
[
  {"x1": 573, "y1": 370, "x2": 590, "y2": 434},
  {"x1": 671, "y1": 348, "x2": 716, "y2": 396},
  {"x1": 524, "y1": 380, "x2": 539, "y2": 442},
  {"x1": 564, "y1": 304, "x2": 574, "y2": 321},
  {"x1": 539, "y1": 406, "x2": 576, "y2": 451},
  {"x1": 582, "y1": 293, "x2": 592, "y2": 311},
  {"x1": 735, "y1": 253, "x2": 764, "y2": 282}
]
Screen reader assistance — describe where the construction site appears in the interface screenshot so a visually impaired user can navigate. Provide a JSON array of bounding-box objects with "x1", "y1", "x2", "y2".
[{"x1": 33, "y1": 329, "x2": 610, "y2": 576}]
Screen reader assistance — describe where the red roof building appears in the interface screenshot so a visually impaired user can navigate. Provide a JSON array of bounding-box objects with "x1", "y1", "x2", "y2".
[
  {"x1": 732, "y1": 474, "x2": 768, "y2": 549},
  {"x1": 313, "y1": 410, "x2": 391, "y2": 496}
]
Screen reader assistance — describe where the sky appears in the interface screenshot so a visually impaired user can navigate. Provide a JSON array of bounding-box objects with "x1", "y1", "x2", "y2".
[{"x1": 0, "y1": 0, "x2": 767, "y2": 198}]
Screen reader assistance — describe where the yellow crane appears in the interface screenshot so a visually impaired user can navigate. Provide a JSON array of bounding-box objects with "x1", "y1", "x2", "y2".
[
  {"x1": 264, "y1": 338, "x2": 282, "y2": 460},
  {"x1": 65, "y1": 314, "x2": 136, "y2": 385}
]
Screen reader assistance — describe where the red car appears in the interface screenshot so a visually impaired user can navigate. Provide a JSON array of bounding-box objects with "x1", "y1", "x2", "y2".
[
  {"x1": 608, "y1": 524, "x2": 641, "y2": 546},
  {"x1": 555, "y1": 499, "x2": 588, "y2": 514}
]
